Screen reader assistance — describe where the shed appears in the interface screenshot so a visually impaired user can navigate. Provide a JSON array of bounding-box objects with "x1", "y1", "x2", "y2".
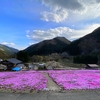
[
  {"x1": 27, "y1": 64, "x2": 34, "y2": 69},
  {"x1": 6, "y1": 58, "x2": 22, "y2": 70},
  {"x1": 15, "y1": 64, "x2": 25, "y2": 69},
  {"x1": 0, "y1": 64, "x2": 7, "y2": 71},
  {"x1": 34, "y1": 66, "x2": 38, "y2": 70},
  {"x1": 6, "y1": 58, "x2": 22, "y2": 64},
  {"x1": 28, "y1": 63, "x2": 38, "y2": 70},
  {"x1": 85, "y1": 64, "x2": 99, "y2": 69}
]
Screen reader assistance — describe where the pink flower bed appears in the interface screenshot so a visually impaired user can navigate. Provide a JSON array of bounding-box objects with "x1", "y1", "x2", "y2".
[
  {"x1": 0, "y1": 71, "x2": 47, "y2": 91},
  {"x1": 48, "y1": 70, "x2": 100, "y2": 90}
]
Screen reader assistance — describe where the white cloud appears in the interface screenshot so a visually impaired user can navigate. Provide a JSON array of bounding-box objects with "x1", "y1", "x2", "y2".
[
  {"x1": 29, "y1": 43, "x2": 34, "y2": 45},
  {"x1": 96, "y1": 0, "x2": 100, "y2": 3},
  {"x1": 39, "y1": 0, "x2": 84, "y2": 11},
  {"x1": 80, "y1": 1, "x2": 100, "y2": 19},
  {"x1": 1, "y1": 42, "x2": 15, "y2": 47},
  {"x1": 40, "y1": 9, "x2": 68, "y2": 23},
  {"x1": 70, "y1": 24, "x2": 100, "y2": 40},
  {"x1": 38, "y1": 0, "x2": 84, "y2": 22},
  {"x1": 26, "y1": 24, "x2": 100, "y2": 42},
  {"x1": 38, "y1": 0, "x2": 100, "y2": 22},
  {"x1": 26, "y1": 27, "x2": 72, "y2": 42}
]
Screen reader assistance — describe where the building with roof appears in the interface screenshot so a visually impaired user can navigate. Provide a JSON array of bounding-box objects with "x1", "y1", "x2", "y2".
[
  {"x1": 2, "y1": 58, "x2": 22, "y2": 70},
  {"x1": 6, "y1": 58, "x2": 22, "y2": 64},
  {"x1": 85, "y1": 64, "x2": 99, "y2": 69},
  {"x1": 0, "y1": 64, "x2": 7, "y2": 71}
]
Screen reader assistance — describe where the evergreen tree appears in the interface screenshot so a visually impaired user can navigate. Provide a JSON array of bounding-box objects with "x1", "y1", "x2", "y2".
[{"x1": 17, "y1": 51, "x2": 30, "y2": 62}]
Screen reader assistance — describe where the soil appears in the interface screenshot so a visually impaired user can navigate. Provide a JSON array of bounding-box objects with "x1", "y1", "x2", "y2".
[{"x1": 43, "y1": 72, "x2": 61, "y2": 91}]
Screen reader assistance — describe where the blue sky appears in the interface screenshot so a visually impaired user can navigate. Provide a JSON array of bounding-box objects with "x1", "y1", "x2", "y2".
[{"x1": 0, "y1": 0, "x2": 100, "y2": 50}]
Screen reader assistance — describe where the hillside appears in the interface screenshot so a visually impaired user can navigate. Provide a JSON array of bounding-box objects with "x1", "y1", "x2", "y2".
[
  {"x1": 24, "y1": 37, "x2": 71, "y2": 56},
  {"x1": 23, "y1": 27, "x2": 100, "y2": 56},
  {"x1": 0, "y1": 49, "x2": 8, "y2": 59},
  {"x1": 66, "y1": 27, "x2": 100, "y2": 55},
  {"x1": 0, "y1": 44, "x2": 19, "y2": 58}
]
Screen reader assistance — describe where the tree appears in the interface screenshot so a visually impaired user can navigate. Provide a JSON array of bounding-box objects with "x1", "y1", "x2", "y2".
[
  {"x1": 17, "y1": 51, "x2": 30, "y2": 62},
  {"x1": 73, "y1": 55, "x2": 98, "y2": 64},
  {"x1": 31, "y1": 55, "x2": 43, "y2": 62}
]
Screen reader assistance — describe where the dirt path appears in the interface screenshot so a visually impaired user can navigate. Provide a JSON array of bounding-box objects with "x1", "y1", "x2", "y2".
[{"x1": 43, "y1": 72, "x2": 61, "y2": 91}]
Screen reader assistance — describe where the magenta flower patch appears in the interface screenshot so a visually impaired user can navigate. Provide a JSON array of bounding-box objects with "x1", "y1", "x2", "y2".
[
  {"x1": 0, "y1": 71, "x2": 47, "y2": 91},
  {"x1": 48, "y1": 70, "x2": 100, "y2": 90}
]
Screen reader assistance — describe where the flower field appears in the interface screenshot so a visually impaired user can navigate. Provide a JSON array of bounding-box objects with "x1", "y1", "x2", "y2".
[
  {"x1": 48, "y1": 70, "x2": 100, "y2": 90},
  {"x1": 0, "y1": 71, "x2": 47, "y2": 91},
  {"x1": 0, "y1": 70, "x2": 100, "y2": 92}
]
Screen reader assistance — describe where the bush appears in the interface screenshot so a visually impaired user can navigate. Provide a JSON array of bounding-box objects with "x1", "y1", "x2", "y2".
[{"x1": 73, "y1": 55, "x2": 98, "y2": 64}]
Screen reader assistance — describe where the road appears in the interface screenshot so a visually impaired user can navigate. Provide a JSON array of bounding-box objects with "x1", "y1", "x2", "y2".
[{"x1": 0, "y1": 90, "x2": 100, "y2": 100}]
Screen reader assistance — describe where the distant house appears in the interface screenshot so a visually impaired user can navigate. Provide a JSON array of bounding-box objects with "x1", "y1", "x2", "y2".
[
  {"x1": 34, "y1": 66, "x2": 38, "y2": 70},
  {"x1": 26, "y1": 63, "x2": 38, "y2": 70},
  {"x1": 27, "y1": 63, "x2": 34, "y2": 69},
  {"x1": 0, "y1": 64, "x2": 7, "y2": 71},
  {"x1": 16, "y1": 64, "x2": 25, "y2": 69},
  {"x1": 85, "y1": 64, "x2": 99, "y2": 69},
  {"x1": 2, "y1": 58, "x2": 22, "y2": 70},
  {"x1": 27, "y1": 63, "x2": 46, "y2": 70},
  {"x1": 6, "y1": 58, "x2": 22, "y2": 64}
]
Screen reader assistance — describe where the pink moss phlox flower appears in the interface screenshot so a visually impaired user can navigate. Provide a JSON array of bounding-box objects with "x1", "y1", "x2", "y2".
[
  {"x1": 48, "y1": 70, "x2": 100, "y2": 90},
  {"x1": 0, "y1": 71, "x2": 47, "y2": 91}
]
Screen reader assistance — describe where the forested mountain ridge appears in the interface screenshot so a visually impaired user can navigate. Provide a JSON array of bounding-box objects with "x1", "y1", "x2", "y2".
[{"x1": 24, "y1": 37, "x2": 71, "y2": 56}]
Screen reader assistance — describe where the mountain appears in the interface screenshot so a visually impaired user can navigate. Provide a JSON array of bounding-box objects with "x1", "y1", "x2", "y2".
[
  {"x1": 0, "y1": 44, "x2": 19, "y2": 58},
  {"x1": 0, "y1": 49, "x2": 8, "y2": 59},
  {"x1": 24, "y1": 37, "x2": 71, "y2": 56},
  {"x1": 66, "y1": 27, "x2": 100, "y2": 55}
]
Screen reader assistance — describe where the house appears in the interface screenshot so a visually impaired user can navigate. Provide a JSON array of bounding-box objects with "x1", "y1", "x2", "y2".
[
  {"x1": 3, "y1": 58, "x2": 22, "y2": 70},
  {"x1": 27, "y1": 63, "x2": 37, "y2": 70},
  {"x1": 34, "y1": 66, "x2": 38, "y2": 70},
  {"x1": 15, "y1": 64, "x2": 25, "y2": 69},
  {"x1": 85, "y1": 64, "x2": 99, "y2": 69},
  {"x1": 27, "y1": 63, "x2": 46, "y2": 70},
  {"x1": 6, "y1": 58, "x2": 22, "y2": 64},
  {"x1": 38, "y1": 63, "x2": 47, "y2": 70},
  {"x1": 28, "y1": 64, "x2": 33, "y2": 69},
  {"x1": 0, "y1": 64, "x2": 7, "y2": 71}
]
